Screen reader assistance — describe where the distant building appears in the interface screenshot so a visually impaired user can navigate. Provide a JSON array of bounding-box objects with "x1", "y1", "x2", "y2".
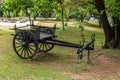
[{"x1": 89, "y1": 16, "x2": 98, "y2": 22}]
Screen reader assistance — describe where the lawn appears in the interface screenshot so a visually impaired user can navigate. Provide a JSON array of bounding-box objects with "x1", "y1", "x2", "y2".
[
  {"x1": 0, "y1": 22, "x2": 120, "y2": 80},
  {"x1": 83, "y1": 22, "x2": 99, "y2": 28}
]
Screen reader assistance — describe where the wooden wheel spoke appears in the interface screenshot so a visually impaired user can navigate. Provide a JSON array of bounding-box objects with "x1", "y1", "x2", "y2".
[
  {"x1": 42, "y1": 44, "x2": 45, "y2": 50},
  {"x1": 46, "y1": 44, "x2": 51, "y2": 48},
  {"x1": 20, "y1": 48, "x2": 24, "y2": 56},
  {"x1": 24, "y1": 49, "x2": 27, "y2": 58},
  {"x1": 44, "y1": 43, "x2": 48, "y2": 50},
  {"x1": 39, "y1": 43, "x2": 43, "y2": 48},
  {"x1": 29, "y1": 46, "x2": 35, "y2": 51},
  {"x1": 17, "y1": 47, "x2": 23, "y2": 53},
  {"x1": 16, "y1": 39, "x2": 22, "y2": 43},
  {"x1": 29, "y1": 44, "x2": 35, "y2": 47},
  {"x1": 15, "y1": 42, "x2": 21, "y2": 44},
  {"x1": 16, "y1": 46, "x2": 22, "y2": 48},
  {"x1": 28, "y1": 48, "x2": 33, "y2": 55},
  {"x1": 26, "y1": 49, "x2": 30, "y2": 58}
]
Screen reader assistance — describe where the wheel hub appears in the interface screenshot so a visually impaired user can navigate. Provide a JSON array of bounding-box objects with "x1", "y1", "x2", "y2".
[{"x1": 21, "y1": 42, "x2": 28, "y2": 47}]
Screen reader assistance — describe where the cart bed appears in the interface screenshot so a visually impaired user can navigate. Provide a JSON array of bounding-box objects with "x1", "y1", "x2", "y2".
[{"x1": 39, "y1": 32, "x2": 54, "y2": 39}]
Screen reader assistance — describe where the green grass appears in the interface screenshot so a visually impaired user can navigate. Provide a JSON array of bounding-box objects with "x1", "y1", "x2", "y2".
[
  {"x1": 0, "y1": 23, "x2": 119, "y2": 80},
  {"x1": 0, "y1": 26, "x2": 13, "y2": 30},
  {"x1": 83, "y1": 22, "x2": 99, "y2": 27},
  {"x1": 0, "y1": 31, "x2": 72, "y2": 80}
]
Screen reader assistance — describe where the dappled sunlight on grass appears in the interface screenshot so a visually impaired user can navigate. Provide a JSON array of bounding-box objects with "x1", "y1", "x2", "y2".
[{"x1": 84, "y1": 26, "x2": 103, "y2": 33}]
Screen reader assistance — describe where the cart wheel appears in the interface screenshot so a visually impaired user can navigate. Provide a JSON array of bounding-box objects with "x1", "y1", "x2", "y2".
[
  {"x1": 13, "y1": 30, "x2": 38, "y2": 59},
  {"x1": 38, "y1": 40, "x2": 54, "y2": 52}
]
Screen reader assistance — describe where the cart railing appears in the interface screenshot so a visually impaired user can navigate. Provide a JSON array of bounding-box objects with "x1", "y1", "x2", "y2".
[{"x1": 10, "y1": 24, "x2": 58, "y2": 36}]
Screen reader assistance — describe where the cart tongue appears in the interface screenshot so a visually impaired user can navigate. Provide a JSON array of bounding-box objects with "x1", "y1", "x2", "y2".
[{"x1": 77, "y1": 33, "x2": 95, "y2": 63}]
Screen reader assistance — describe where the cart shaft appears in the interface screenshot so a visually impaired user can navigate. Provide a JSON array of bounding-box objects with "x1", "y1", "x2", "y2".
[{"x1": 40, "y1": 39, "x2": 93, "y2": 50}]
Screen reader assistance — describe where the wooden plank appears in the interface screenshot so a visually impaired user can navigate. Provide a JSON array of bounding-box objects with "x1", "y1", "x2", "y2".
[{"x1": 39, "y1": 32, "x2": 54, "y2": 39}]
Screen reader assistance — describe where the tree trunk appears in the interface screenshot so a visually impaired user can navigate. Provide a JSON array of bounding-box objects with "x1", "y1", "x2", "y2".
[
  {"x1": 112, "y1": 17, "x2": 120, "y2": 48},
  {"x1": 25, "y1": 8, "x2": 32, "y2": 25},
  {"x1": 94, "y1": 0, "x2": 112, "y2": 48},
  {"x1": 115, "y1": 0, "x2": 120, "y2": 48},
  {"x1": 100, "y1": 12, "x2": 113, "y2": 48},
  {"x1": 98, "y1": 17, "x2": 102, "y2": 27},
  {"x1": 116, "y1": 23, "x2": 120, "y2": 49},
  {"x1": 28, "y1": 15, "x2": 31, "y2": 25},
  {"x1": 34, "y1": 15, "x2": 36, "y2": 20},
  {"x1": 8, "y1": 11, "x2": 11, "y2": 20},
  {"x1": 61, "y1": 3, "x2": 65, "y2": 30},
  {"x1": 34, "y1": 11, "x2": 38, "y2": 20}
]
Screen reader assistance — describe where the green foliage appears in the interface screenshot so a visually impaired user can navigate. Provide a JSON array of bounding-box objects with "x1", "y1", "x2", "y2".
[
  {"x1": 69, "y1": 7, "x2": 86, "y2": 21},
  {"x1": 105, "y1": 0, "x2": 120, "y2": 17},
  {"x1": 39, "y1": 0, "x2": 57, "y2": 18},
  {"x1": 86, "y1": 4, "x2": 96, "y2": 14},
  {"x1": 85, "y1": 0, "x2": 120, "y2": 18},
  {"x1": 1, "y1": 0, "x2": 119, "y2": 23}
]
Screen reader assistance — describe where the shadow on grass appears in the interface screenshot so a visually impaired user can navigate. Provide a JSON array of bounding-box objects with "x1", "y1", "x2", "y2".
[
  {"x1": 31, "y1": 52, "x2": 64, "y2": 62},
  {"x1": 30, "y1": 51, "x2": 85, "y2": 65}
]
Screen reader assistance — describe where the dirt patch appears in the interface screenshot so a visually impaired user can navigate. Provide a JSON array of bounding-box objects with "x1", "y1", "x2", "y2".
[
  {"x1": 88, "y1": 53, "x2": 120, "y2": 79},
  {"x1": 94, "y1": 54, "x2": 120, "y2": 71},
  {"x1": 61, "y1": 54, "x2": 120, "y2": 80}
]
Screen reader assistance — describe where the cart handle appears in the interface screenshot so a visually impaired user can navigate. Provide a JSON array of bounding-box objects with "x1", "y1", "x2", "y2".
[
  {"x1": 77, "y1": 33, "x2": 95, "y2": 54},
  {"x1": 77, "y1": 39, "x2": 95, "y2": 54}
]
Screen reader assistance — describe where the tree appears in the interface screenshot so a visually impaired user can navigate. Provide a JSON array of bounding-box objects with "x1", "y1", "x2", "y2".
[
  {"x1": 40, "y1": 0, "x2": 57, "y2": 20},
  {"x1": 86, "y1": 0, "x2": 120, "y2": 48},
  {"x1": 107, "y1": 0, "x2": 120, "y2": 48},
  {"x1": 2, "y1": 0, "x2": 17, "y2": 19},
  {"x1": 94, "y1": 0, "x2": 112, "y2": 48},
  {"x1": 56, "y1": 0, "x2": 65, "y2": 30}
]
